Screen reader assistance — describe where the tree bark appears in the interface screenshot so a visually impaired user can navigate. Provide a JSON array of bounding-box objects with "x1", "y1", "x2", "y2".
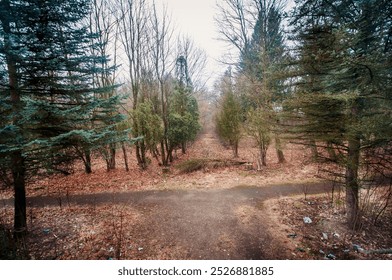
[
  {"x1": 84, "y1": 149, "x2": 92, "y2": 174},
  {"x1": 233, "y1": 141, "x2": 239, "y2": 158},
  {"x1": 135, "y1": 141, "x2": 147, "y2": 169},
  {"x1": 345, "y1": 98, "x2": 362, "y2": 230},
  {"x1": 181, "y1": 142, "x2": 186, "y2": 154},
  {"x1": 107, "y1": 144, "x2": 116, "y2": 170},
  {"x1": 260, "y1": 147, "x2": 267, "y2": 166},
  {"x1": 121, "y1": 143, "x2": 129, "y2": 172},
  {"x1": 346, "y1": 134, "x2": 361, "y2": 230},
  {"x1": 275, "y1": 135, "x2": 285, "y2": 163},
  {"x1": 160, "y1": 140, "x2": 168, "y2": 166},
  {"x1": 1, "y1": 3, "x2": 28, "y2": 237}
]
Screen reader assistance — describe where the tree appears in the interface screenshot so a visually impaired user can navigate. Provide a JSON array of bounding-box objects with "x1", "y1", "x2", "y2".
[
  {"x1": 117, "y1": 0, "x2": 152, "y2": 169},
  {"x1": 216, "y1": 0, "x2": 287, "y2": 164},
  {"x1": 215, "y1": 0, "x2": 255, "y2": 65},
  {"x1": 0, "y1": 0, "x2": 128, "y2": 237},
  {"x1": 246, "y1": 107, "x2": 272, "y2": 166},
  {"x1": 288, "y1": 0, "x2": 392, "y2": 229},
  {"x1": 132, "y1": 100, "x2": 163, "y2": 164},
  {"x1": 216, "y1": 69, "x2": 243, "y2": 157},
  {"x1": 240, "y1": 0, "x2": 287, "y2": 163},
  {"x1": 167, "y1": 81, "x2": 200, "y2": 156},
  {"x1": 89, "y1": 0, "x2": 122, "y2": 171},
  {"x1": 149, "y1": 1, "x2": 174, "y2": 167}
]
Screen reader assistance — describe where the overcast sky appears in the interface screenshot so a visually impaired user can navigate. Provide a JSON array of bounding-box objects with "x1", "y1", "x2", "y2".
[
  {"x1": 155, "y1": 0, "x2": 295, "y2": 91},
  {"x1": 154, "y1": 0, "x2": 226, "y2": 90}
]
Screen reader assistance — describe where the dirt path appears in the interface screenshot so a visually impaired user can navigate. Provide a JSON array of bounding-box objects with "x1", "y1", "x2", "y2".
[
  {"x1": 7, "y1": 182, "x2": 328, "y2": 260},
  {"x1": 1, "y1": 113, "x2": 329, "y2": 259}
]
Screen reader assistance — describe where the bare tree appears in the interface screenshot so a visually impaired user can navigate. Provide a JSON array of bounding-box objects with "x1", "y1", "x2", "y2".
[
  {"x1": 89, "y1": 0, "x2": 122, "y2": 171},
  {"x1": 148, "y1": 1, "x2": 175, "y2": 166},
  {"x1": 116, "y1": 0, "x2": 151, "y2": 169},
  {"x1": 215, "y1": 0, "x2": 254, "y2": 53}
]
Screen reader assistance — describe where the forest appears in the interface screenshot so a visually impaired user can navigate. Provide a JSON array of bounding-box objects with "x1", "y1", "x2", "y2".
[{"x1": 1, "y1": 0, "x2": 391, "y2": 260}]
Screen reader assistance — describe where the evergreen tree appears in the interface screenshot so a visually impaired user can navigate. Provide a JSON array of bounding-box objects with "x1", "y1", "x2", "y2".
[
  {"x1": 132, "y1": 100, "x2": 163, "y2": 164},
  {"x1": 289, "y1": 0, "x2": 392, "y2": 229},
  {"x1": 246, "y1": 107, "x2": 272, "y2": 166},
  {"x1": 0, "y1": 0, "x2": 129, "y2": 236},
  {"x1": 239, "y1": 0, "x2": 287, "y2": 164},
  {"x1": 216, "y1": 69, "x2": 243, "y2": 157},
  {"x1": 167, "y1": 83, "x2": 200, "y2": 156}
]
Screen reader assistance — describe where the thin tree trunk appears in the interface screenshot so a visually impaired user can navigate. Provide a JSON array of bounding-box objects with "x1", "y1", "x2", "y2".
[
  {"x1": 260, "y1": 147, "x2": 267, "y2": 166},
  {"x1": 345, "y1": 98, "x2": 362, "y2": 230},
  {"x1": 121, "y1": 143, "x2": 129, "y2": 172},
  {"x1": 135, "y1": 143, "x2": 144, "y2": 168},
  {"x1": 275, "y1": 135, "x2": 285, "y2": 163},
  {"x1": 233, "y1": 141, "x2": 239, "y2": 158},
  {"x1": 2, "y1": 6, "x2": 28, "y2": 237},
  {"x1": 141, "y1": 141, "x2": 147, "y2": 168},
  {"x1": 160, "y1": 141, "x2": 167, "y2": 166},
  {"x1": 84, "y1": 149, "x2": 92, "y2": 174},
  {"x1": 346, "y1": 134, "x2": 361, "y2": 230},
  {"x1": 108, "y1": 144, "x2": 116, "y2": 170},
  {"x1": 181, "y1": 142, "x2": 186, "y2": 154}
]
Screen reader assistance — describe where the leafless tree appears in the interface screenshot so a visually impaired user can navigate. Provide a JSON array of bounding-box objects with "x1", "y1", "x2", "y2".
[
  {"x1": 148, "y1": 1, "x2": 175, "y2": 166},
  {"x1": 89, "y1": 0, "x2": 122, "y2": 171},
  {"x1": 116, "y1": 0, "x2": 152, "y2": 168}
]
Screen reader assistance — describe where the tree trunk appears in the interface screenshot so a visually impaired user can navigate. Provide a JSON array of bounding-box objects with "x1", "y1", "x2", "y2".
[
  {"x1": 346, "y1": 134, "x2": 361, "y2": 230},
  {"x1": 260, "y1": 147, "x2": 267, "y2": 166},
  {"x1": 2, "y1": 6, "x2": 28, "y2": 237},
  {"x1": 160, "y1": 141, "x2": 168, "y2": 166},
  {"x1": 121, "y1": 143, "x2": 129, "y2": 172},
  {"x1": 181, "y1": 142, "x2": 186, "y2": 154},
  {"x1": 275, "y1": 135, "x2": 285, "y2": 163},
  {"x1": 107, "y1": 144, "x2": 116, "y2": 170},
  {"x1": 135, "y1": 141, "x2": 147, "y2": 169},
  {"x1": 233, "y1": 141, "x2": 239, "y2": 158},
  {"x1": 84, "y1": 149, "x2": 92, "y2": 174},
  {"x1": 135, "y1": 143, "x2": 144, "y2": 168}
]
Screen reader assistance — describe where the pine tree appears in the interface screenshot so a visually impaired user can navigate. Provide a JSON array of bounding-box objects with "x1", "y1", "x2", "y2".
[
  {"x1": 289, "y1": 0, "x2": 392, "y2": 229},
  {"x1": 216, "y1": 69, "x2": 243, "y2": 158},
  {"x1": 238, "y1": 0, "x2": 286, "y2": 164},
  {"x1": 167, "y1": 83, "x2": 200, "y2": 156},
  {"x1": 0, "y1": 0, "x2": 129, "y2": 237},
  {"x1": 165, "y1": 56, "x2": 200, "y2": 159}
]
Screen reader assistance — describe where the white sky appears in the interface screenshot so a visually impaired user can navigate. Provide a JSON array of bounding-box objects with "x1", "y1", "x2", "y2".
[
  {"x1": 154, "y1": 0, "x2": 227, "y2": 90},
  {"x1": 155, "y1": 0, "x2": 295, "y2": 91}
]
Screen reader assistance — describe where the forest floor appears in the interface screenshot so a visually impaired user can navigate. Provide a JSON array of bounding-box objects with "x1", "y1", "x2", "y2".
[{"x1": 1, "y1": 123, "x2": 392, "y2": 260}]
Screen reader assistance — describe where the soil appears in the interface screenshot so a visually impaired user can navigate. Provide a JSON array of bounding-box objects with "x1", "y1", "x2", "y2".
[{"x1": 1, "y1": 120, "x2": 391, "y2": 260}]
